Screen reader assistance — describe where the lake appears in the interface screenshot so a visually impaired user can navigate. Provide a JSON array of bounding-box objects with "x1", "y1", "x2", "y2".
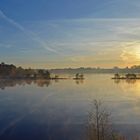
[{"x1": 0, "y1": 74, "x2": 140, "y2": 140}]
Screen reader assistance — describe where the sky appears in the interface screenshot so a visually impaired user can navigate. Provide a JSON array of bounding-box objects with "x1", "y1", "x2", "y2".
[{"x1": 1, "y1": 0, "x2": 140, "y2": 68}]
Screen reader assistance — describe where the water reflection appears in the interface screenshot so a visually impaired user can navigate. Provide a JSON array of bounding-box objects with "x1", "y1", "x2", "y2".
[
  {"x1": 0, "y1": 79, "x2": 52, "y2": 90},
  {"x1": 0, "y1": 74, "x2": 140, "y2": 140},
  {"x1": 75, "y1": 79, "x2": 84, "y2": 85},
  {"x1": 0, "y1": 78, "x2": 85, "y2": 90},
  {"x1": 113, "y1": 79, "x2": 137, "y2": 84},
  {"x1": 34, "y1": 80, "x2": 51, "y2": 87},
  {"x1": 86, "y1": 100, "x2": 140, "y2": 140}
]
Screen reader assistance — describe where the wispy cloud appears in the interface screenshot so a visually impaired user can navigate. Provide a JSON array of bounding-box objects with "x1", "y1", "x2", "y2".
[
  {"x1": 120, "y1": 41, "x2": 140, "y2": 61},
  {"x1": 0, "y1": 43, "x2": 14, "y2": 49},
  {"x1": 0, "y1": 9, "x2": 60, "y2": 54},
  {"x1": 1, "y1": 11, "x2": 140, "y2": 67}
]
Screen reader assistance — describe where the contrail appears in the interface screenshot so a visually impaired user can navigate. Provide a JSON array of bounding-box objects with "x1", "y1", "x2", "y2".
[
  {"x1": 0, "y1": 9, "x2": 60, "y2": 54},
  {"x1": 90, "y1": 0, "x2": 117, "y2": 17}
]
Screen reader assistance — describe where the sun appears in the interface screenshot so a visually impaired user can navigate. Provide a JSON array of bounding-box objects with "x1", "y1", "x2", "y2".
[
  {"x1": 133, "y1": 45, "x2": 140, "y2": 59},
  {"x1": 121, "y1": 43, "x2": 140, "y2": 66}
]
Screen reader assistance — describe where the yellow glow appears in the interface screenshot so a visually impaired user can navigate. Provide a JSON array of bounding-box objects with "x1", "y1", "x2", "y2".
[
  {"x1": 120, "y1": 42, "x2": 140, "y2": 67},
  {"x1": 133, "y1": 45, "x2": 140, "y2": 59},
  {"x1": 122, "y1": 80, "x2": 140, "y2": 97}
]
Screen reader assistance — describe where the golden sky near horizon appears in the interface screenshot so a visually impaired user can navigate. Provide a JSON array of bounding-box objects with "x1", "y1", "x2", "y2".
[
  {"x1": 18, "y1": 42, "x2": 140, "y2": 69},
  {"x1": 2, "y1": 1, "x2": 140, "y2": 68}
]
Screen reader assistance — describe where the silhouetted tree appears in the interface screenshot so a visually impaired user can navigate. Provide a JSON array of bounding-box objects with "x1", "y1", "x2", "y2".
[
  {"x1": 76, "y1": 73, "x2": 79, "y2": 79},
  {"x1": 38, "y1": 69, "x2": 50, "y2": 79},
  {"x1": 55, "y1": 75, "x2": 59, "y2": 79},
  {"x1": 87, "y1": 100, "x2": 119, "y2": 140}
]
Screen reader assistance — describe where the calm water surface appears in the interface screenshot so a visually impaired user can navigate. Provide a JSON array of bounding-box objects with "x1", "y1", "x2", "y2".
[{"x1": 0, "y1": 74, "x2": 140, "y2": 139}]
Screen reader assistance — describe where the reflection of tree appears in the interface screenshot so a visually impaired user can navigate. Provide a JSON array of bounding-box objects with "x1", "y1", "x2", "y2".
[
  {"x1": 0, "y1": 79, "x2": 52, "y2": 90},
  {"x1": 75, "y1": 79, "x2": 84, "y2": 85},
  {"x1": 113, "y1": 79, "x2": 137, "y2": 84},
  {"x1": 125, "y1": 79, "x2": 136, "y2": 84},
  {"x1": 34, "y1": 80, "x2": 51, "y2": 87},
  {"x1": 54, "y1": 79, "x2": 59, "y2": 83},
  {"x1": 114, "y1": 79, "x2": 120, "y2": 84},
  {"x1": 0, "y1": 79, "x2": 26, "y2": 90}
]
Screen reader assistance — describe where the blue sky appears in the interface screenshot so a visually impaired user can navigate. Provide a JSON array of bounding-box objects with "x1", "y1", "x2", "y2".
[{"x1": 1, "y1": 0, "x2": 140, "y2": 68}]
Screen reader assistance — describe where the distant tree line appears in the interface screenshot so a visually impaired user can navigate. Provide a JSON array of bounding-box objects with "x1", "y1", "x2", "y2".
[
  {"x1": 0, "y1": 62, "x2": 51, "y2": 79},
  {"x1": 50, "y1": 65, "x2": 140, "y2": 74}
]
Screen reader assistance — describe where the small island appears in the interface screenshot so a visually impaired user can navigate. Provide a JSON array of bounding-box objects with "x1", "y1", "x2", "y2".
[
  {"x1": 0, "y1": 62, "x2": 67, "y2": 80},
  {"x1": 73, "y1": 73, "x2": 84, "y2": 80},
  {"x1": 112, "y1": 73, "x2": 140, "y2": 79},
  {"x1": 0, "y1": 62, "x2": 85, "y2": 81}
]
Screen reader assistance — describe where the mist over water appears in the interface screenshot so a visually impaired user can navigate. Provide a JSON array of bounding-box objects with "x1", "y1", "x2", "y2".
[{"x1": 0, "y1": 74, "x2": 140, "y2": 139}]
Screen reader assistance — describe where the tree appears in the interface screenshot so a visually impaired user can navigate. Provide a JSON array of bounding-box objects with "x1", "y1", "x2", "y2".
[
  {"x1": 38, "y1": 69, "x2": 50, "y2": 79},
  {"x1": 79, "y1": 74, "x2": 84, "y2": 79},
  {"x1": 45, "y1": 70, "x2": 51, "y2": 79},
  {"x1": 87, "y1": 100, "x2": 118, "y2": 140},
  {"x1": 55, "y1": 75, "x2": 59, "y2": 79},
  {"x1": 76, "y1": 73, "x2": 79, "y2": 79},
  {"x1": 75, "y1": 73, "x2": 84, "y2": 79}
]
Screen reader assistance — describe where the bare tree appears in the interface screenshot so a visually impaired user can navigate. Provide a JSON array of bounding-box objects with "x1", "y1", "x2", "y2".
[
  {"x1": 86, "y1": 100, "x2": 140, "y2": 140},
  {"x1": 86, "y1": 100, "x2": 118, "y2": 140}
]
